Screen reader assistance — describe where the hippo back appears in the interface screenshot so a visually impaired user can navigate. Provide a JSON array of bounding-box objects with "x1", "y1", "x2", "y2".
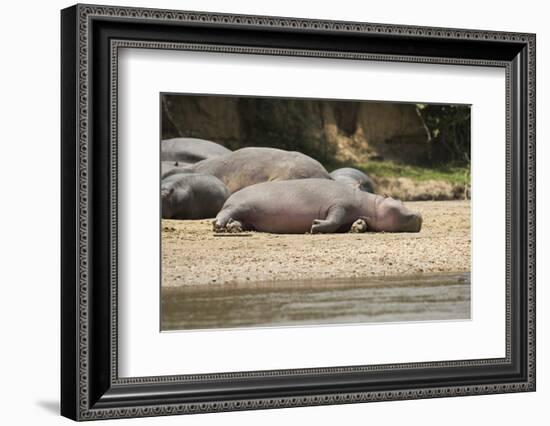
[
  {"x1": 161, "y1": 137, "x2": 231, "y2": 163},
  {"x1": 161, "y1": 160, "x2": 193, "y2": 176},
  {"x1": 192, "y1": 147, "x2": 331, "y2": 193},
  {"x1": 330, "y1": 167, "x2": 376, "y2": 193}
]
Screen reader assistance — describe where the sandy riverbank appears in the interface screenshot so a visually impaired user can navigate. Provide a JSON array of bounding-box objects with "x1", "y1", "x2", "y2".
[{"x1": 161, "y1": 200, "x2": 470, "y2": 287}]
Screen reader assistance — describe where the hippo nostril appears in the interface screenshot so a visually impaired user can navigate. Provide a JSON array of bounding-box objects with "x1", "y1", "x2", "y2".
[
  {"x1": 413, "y1": 214, "x2": 422, "y2": 232},
  {"x1": 404, "y1": 213, "x2": 422, "y2": 232}
]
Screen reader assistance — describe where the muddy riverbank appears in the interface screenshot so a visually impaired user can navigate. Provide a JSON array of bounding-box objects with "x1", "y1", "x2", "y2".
[
  {"x1": 162, "y1": 272, "x2": 470, "y2": 330},
  {"x1": 161, "y1": 200, "x2": 470, "y2": 288}
]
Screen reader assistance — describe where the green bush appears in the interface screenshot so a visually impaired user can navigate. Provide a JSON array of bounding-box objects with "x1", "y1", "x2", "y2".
[{"x1": 416, "y1": 104, "x2": 471, "y2": 166}]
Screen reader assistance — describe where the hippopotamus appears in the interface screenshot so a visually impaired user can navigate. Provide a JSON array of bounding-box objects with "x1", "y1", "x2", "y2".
[
  {"x1": 161, "y1": 160, "x2": 192, "y2": 176},
  {"x1": 161, "y1": 137, "x2": 231, "y2": 163},
  {"x1": 161, "y1": 172, "x2": 230, "y2": 220},
  {"x1": 213, "y1": 178, "x2": 422, "y2": 234},
  {"x1": 330, "y1": 167, "x2": 376, "y2": 193},
  {"x1": 165, "y1": 147, "x2": 332, "y2": 193}
]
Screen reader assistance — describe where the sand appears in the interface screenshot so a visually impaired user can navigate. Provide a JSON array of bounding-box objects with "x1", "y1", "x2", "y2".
[{"x1": 161, "y1": 200, "x2": 470, "y2": 287}]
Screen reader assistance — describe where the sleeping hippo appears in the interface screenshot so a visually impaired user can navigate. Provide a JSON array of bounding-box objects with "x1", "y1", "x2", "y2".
[
  {"x1": 161, "y1": 172, "x2": 230, "y2": 220},
  {"x1": 161, "y1": 160, "x2": 192, "y2": 176},
  {"x1": 213, "y1": 178, "x2": 422, "y2": 234},
  {"x1": 330, "y1": 167, "x2": 376, "y2": 193},
  {"x1": 165, "y1": 147, "x2": 332, "y2": 193},
  {"x1": 161, "y1": 137, "x2": 231, "y2": 163}
]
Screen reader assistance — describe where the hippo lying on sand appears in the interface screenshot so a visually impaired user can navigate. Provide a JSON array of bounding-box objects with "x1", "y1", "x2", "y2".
[
  {"x1": 161, "y1": 138, "x2": 231, "y2": 163},
  {"x1": 161, "y1": 172, "x2": 230, "y2": 220},
  {"x1": 330, "y1": 167, "x2": 376, "y2": 193},
  {"x1": 166, "y1": 147, "x2": 332, "y2": 193},
  {"x1": 213, "y1": 179, "x2": 422, "y2": 234}
]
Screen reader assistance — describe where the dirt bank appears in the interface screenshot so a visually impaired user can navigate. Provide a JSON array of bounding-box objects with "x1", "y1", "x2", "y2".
[
  {"x1": 374, "y1": 177, "x2": 470, "y2": 201},
  {"x1": 161, "y1": 200, "x2": 470, "y2": 287}
]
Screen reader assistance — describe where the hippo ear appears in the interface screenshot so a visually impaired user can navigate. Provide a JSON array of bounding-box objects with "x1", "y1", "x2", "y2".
[{"x1": 161, "y1": 187, "x2": 174, "y2": 198}]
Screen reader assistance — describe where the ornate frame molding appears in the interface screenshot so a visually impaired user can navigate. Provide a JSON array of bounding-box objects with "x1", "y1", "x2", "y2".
[{"x1": 61, "y1": 4, "x2": 536, "y2": 421}]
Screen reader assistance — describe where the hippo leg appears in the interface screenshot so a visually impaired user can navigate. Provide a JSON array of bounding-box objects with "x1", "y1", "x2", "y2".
[
  {"x1": 213, "y1": 208, "x2": 245, "y2": 233},
  {"x1": 349, "y1": 218, "x2": 368, "y2": 233},
  {"x1": 310, "y1": 206, "x2": 346, "y2": 234},
  {"x1": 212, "y1": 209, "x2": 232, "y2": 232}
]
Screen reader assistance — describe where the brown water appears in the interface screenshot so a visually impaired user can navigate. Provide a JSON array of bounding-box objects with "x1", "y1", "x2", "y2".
[{"x1": 161, "y1": 272, "x2": 470, "y2": 331}]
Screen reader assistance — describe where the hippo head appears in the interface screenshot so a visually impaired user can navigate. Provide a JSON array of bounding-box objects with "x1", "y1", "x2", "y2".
[
  {"x1": 161, "y1": 186, "x2": 175, "y2": 219},
  {"x1": 367, "y1": 196, "x2": 422, "y2": 232},
  {"x1": 161, "y1": 185, "x2": 190, "y2": 219}
]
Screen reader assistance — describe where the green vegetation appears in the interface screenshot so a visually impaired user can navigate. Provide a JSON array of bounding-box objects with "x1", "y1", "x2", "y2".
[
  {"x1": 326, "y1": 160, "x2": 470, "y2": 185},
  {"x1": 361, "y1": 161, "x2": 470, "y2": 185},
  {"x1": 416, "y1": 103, "x2": 471, "y2": 165}
]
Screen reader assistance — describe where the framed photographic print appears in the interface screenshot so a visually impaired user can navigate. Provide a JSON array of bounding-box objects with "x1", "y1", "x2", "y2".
[{"x1": 61, "y1": 4, "x2": 536, "y2": 421}]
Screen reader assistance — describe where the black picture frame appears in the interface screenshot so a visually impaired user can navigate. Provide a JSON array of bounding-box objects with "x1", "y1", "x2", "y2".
[{"x1": 61, "y1": 3, "x2": 536, "y2": 421}]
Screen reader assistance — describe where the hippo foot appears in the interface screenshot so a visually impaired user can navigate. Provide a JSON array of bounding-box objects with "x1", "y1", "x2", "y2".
[
  {"x1": 212, "y1": 218, "x2": 243, "y2": 233},
  {"x1": 226, "y1": 219, "x2": 243, "y2": 233},
  {"x1": 349, "y1": 218, "x2": 368, "y2": 233},
  {"x1": 310, "y1": 218, "x2": 342, "y2": 234},
  {"x1": 212, "y1": 219, "x2": 223, "y2": 233}
]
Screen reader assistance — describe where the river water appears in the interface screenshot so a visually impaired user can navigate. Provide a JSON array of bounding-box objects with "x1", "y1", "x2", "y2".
[{"x1": 161, "y1": 272, "x2": 470, "y2": 331}]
